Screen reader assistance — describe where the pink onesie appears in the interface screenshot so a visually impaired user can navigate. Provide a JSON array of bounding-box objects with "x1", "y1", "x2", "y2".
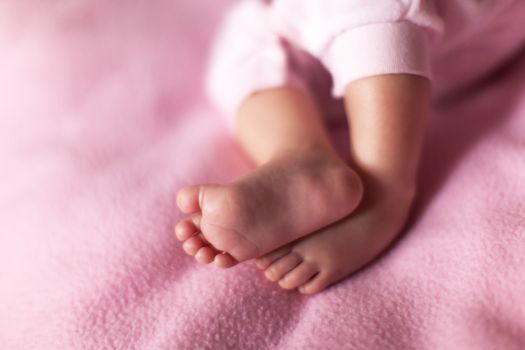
[{"x1": 207, "y1": 0, "x2": 525, "y2": 119}]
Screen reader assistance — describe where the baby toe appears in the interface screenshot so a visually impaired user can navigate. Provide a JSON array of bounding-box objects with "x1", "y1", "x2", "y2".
[
  {"x1": 278, "y1": 262, "x2": 318, "y2": 290},
  {"x1": 195, "y1": 246, "x2": 216, "y2": 264},
  {"x1": 255, "y1": 246, "x2": 291, "y2": 270},
  {"x1": 177, "y1": 186, "x2": 201, "y2": 214},
  {"x1": 298, "y1": 272, "x2": 331, "y2": 295},
  {"x1": 191, "y1": 213, "x2": 202, "y2": 228},
  {"x1": 174, "y1": 219, "x2": 198, "y2": 241},
  {"x1": 182, "y1": 235, "x2": 206, "y2": 256},
  {"x1": 214, "y1": 253, "x2": 238, "y2": 269},
  {"x1": 264, "y1": 252, "x2": 302, "y2": 282}
]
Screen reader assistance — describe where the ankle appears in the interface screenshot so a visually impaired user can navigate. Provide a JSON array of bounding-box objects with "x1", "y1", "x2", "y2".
[
  {"x1": 361, "y1": 173, "x2": 416, "y2": 207},
  {"x1": 268, "y1": 143, "x2": 340, "y2": 164}
]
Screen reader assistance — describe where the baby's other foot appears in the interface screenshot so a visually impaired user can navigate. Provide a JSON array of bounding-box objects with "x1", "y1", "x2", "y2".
[
  {"x1": 175, "y1": 151, "x2": 363, "y2": 267},
  {"x1": 255, "y1": 185, "x2": 414, "y2": 294}
]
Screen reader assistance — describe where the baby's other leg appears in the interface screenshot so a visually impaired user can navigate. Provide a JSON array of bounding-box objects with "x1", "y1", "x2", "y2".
[
  {"x1": 256, "y1": 74, "x2": 431, "y2": 294},
  {"x1": 176, "y1": 87, "x2": 363, "y2": 267}
]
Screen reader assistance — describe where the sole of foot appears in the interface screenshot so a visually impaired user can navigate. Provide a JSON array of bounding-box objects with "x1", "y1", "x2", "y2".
[{"x1": 175, "y1": 151, "x2": 363, "y2": 268}]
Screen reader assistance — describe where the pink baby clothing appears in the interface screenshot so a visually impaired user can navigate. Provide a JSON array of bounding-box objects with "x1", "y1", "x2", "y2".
[{"x1": 206, "y1": 0, "x2": 525, "y2": 119}]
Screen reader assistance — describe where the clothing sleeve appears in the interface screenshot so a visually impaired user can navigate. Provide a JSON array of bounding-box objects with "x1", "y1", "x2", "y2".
[{"x1": 273, "y1": 0, "x2": 444, "y2": 97}]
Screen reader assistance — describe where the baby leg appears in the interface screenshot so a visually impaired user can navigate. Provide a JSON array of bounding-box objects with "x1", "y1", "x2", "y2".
[
  {"x1": 256, "y1": 74, "x2": 430, "y2": 293},
  {"x1": 176, "y1": 87, "x2": 363, "y2": 267}
]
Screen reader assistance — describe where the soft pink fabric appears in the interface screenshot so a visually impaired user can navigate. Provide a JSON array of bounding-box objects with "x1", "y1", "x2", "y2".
[
  {"x1": 1, "y1": 1, "x2": 525, "y2": 349},
  {"x1": 208, "y1": 0, "x2": 525, "y2": 116}
]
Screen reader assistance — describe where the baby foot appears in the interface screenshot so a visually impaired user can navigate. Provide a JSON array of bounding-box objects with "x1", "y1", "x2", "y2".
[
  {"x1": 175, "y1": 151, "x2": 363, "y2": 267},
  {"x1": 255, "y1": 185, "x2": 415, "y2": 294}
]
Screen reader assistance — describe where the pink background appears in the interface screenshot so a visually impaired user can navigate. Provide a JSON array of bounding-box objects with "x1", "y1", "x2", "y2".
[{"x1": 1, "y1": 1, "x2": 524, "y2": 349}]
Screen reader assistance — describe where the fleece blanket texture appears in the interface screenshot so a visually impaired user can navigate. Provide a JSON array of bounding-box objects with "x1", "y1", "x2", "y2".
[{"x1": 1, "y1": 1, "x2": 524, "y2": 349}]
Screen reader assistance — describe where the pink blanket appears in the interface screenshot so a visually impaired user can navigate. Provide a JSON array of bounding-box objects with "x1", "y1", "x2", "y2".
[{"x1": 1, "y1": 1, "x2": 524, "y2": 349}]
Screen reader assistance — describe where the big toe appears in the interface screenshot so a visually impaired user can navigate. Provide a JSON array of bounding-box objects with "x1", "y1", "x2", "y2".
[{"x1": 177, "y1": 186, "x2": 201, "y2": 214}]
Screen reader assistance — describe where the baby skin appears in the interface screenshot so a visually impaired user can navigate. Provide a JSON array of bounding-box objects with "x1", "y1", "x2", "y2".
[{"x1": 176, "y1": 74, "x2": 430, "y2": 294}]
